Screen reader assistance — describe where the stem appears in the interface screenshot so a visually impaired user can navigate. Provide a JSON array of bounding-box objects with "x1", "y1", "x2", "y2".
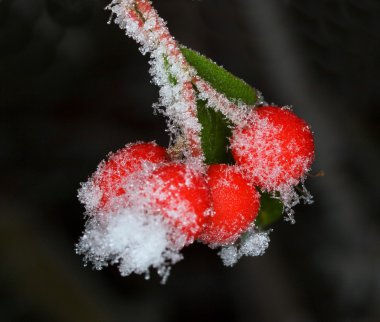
[
  {"x1": 107, "y1": 0, "x2": 203, "y2": 159},
  {"x1": 194, "y1": 77, "x2": 250, "y2": 125}
]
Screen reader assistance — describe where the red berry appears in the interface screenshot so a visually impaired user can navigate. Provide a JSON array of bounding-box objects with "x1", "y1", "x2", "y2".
[
  {"x1": 94, "y1": 142, "x2": 168, "y2": 209},
  {"x1": 199, "y1": 164, "x2": 260, "y2": 245},
  {"x1": 145, "y1": 162, "x2": 211, "y2": 242},
  {"x1": 231, "y1": 106, "x2": 315, "y2": 191}
]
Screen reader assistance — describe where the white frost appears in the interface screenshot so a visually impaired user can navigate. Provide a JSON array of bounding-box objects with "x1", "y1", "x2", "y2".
[
  {"x1": 76, "y1": 207, "x2": 184, "y2": 283},
  {"x1": 218, "y1": 228, "x2": 270, "y2": 266}
]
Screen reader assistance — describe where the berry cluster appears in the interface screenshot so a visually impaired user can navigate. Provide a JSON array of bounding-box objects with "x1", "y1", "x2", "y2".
[
  {"x1": 78, "y1": 105, "x2": 314, "y2": 280},
  {"x1": 76, "y1": 0, "x2": 315, "y2": 282},
  {"x1": 88, "y1": 106, "x2": 313, "y2": 245},
  {"x1": 82, "y1": 141, "x2": 260, "y2": 246}
]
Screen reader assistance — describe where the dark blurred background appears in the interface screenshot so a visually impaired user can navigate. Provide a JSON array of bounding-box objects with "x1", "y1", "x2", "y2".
[{"x1": 1, "y1": 0, "x2": 379, "y2": 321}]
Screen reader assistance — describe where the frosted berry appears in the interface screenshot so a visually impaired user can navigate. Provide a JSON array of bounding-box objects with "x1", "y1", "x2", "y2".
[
  {"x1": 144, "y1": 162, "x2": 211, "y2": 243},
  {"x1": 199, "y1": 164, "x2": 260, "y2": 245},
  {"x1": 231, "y1": 106, "x2": 315, "y2": 191},
  {"x1": 94, "y1": 142, "x2": 168, "y2": 209}
]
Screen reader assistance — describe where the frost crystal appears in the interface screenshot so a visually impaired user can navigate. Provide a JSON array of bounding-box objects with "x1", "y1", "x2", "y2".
[
  {"x1": 76, "y1": 207, "x2": 184, "y2": 283},
  {"x1": 218, "y1": 228, "x2": 270, "y2": 266}
]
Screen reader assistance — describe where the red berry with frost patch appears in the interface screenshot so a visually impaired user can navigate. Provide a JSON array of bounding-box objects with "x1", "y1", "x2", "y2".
[
  {"x1": 145, "y1": 163, "x2": 211, "y2": 243},
  {"x1": 231, "y1": 106, "x2": 315, "y2": 191},
  {"x1": 199, "y1": 164, "x2": 260, "y2": 245},
  {"x1": 93, "y1": 142, "x2": 168, "y2": 209}
]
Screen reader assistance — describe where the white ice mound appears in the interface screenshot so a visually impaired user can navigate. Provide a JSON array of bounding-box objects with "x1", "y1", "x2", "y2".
[{"x1": 76, "y1": 207, "x2": 184, "y2": 283}]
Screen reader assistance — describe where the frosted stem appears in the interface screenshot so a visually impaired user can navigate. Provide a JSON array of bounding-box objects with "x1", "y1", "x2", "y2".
[
  {"x1": 194, "y1": 77, "x2": 251, "y2": 125},
  {"x1": 107, "y1": 0, "x2": 203, "y2": 159}
]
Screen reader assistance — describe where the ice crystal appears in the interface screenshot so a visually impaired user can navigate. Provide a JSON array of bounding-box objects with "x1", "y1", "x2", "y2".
[
  {"x1": 218, "y1": 228, "x2": 270, "y2": 266},
  {"x1": 76, "y1": 207, "x2": 184, "y2": 283}
]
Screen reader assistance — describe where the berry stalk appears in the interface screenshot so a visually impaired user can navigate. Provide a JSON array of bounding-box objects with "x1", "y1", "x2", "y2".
[{"x1": 107, "y1": 0, "x2": 203, "y2": 159}]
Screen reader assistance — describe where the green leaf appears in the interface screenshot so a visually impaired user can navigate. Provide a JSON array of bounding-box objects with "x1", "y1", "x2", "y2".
[
  {"x1": 197, "y1": 100, "x2": 234, "y2": 164},
  {"x1": 181, "y1": 47, "x2": 257, "y2": 164},
  {"x1": 181, "y1": 47, "x2": 257, "y2": 105},
  {"x1": 255, "y1": 192, "x2": 284, "y2": 229}
]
